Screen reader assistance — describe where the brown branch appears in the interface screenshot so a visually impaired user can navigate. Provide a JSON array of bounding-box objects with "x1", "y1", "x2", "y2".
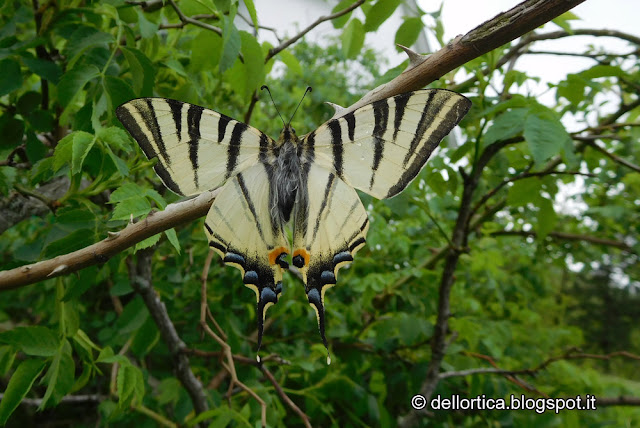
[
  {"x1": 165, "y1": 0, "x2": 222, "y2": 36},
  {"x1": 265, "y1": 0, "x2": 365, "y2": 62},
  {"x1": 199, "y1": 249, "x2": 267, "y2": 427},
  {"x1": 582, "y1": 139, "x2": 640, "y2": 173},
  {"x1": 341, "y1": 0, "x2": 587, "y2": 118},
  {"x1": 470, "y1": 169, "x2": 596, "y2": 220},
  {"x1": 0, "y1": 189, "x2": 219, "y2": 291},
  {"x1": 261, "y1": 366, "x2": 312, "y2": 428},
  {"x1": 492, "y1": 230, "x2": 635, "y2": 253},
  {"x1": 128, "y1": 249, "x2": 209, "y2": 420}
]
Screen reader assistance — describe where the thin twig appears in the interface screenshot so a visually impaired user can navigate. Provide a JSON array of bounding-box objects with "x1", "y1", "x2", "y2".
[
  {"x1": 166, "y1": 0, "x2": 222, "y2": 36},
  {"x1": 266, "y1": 0, "x2": 365, "y2": 61}
]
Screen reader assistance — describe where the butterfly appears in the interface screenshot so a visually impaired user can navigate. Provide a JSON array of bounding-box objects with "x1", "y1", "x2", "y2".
[{"x1": 116, "y1": 88, "x2": 471, "y2": 363}]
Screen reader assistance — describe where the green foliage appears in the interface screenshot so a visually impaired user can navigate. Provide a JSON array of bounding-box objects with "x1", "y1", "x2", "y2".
[{"x1": 0, "y1": 1, "x2": 639, "y2": 427}]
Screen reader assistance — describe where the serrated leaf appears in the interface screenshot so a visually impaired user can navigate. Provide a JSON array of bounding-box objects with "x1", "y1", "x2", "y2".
[
  {"x1": 57, "y1": 64, "x2": 101, "y2": 107},
  {"x1": 341, "y1": 18, "x2": 365, "y2": 59},
  {"x1": 552, "y1": 11, "x2": 579, "y2": 33},
  {"x1": 394, "y1": 17, "x2": 423, "y2": 49},
  {"x1": 98, "y1": 126, "x2": 132, "y2": 151},
  {"x1": 364, "y1": 0, "x2": 401, "y2": 32},
  {"x1": 220, "y1": 15, "x2": 241, "y2": 73},
  {"x1": 0, "y1": 359, "x2": 46, "y2": 425},
  {"x1": 484, "y1": 108, "x2": 527, "y2": 146},
  {"x1": 331, "y1": 0, "x2": 356, "y2": 29},
  {"x1": 71, "y1": 131, "x2": 95, "y2": 174},
  {"x1": 39, "y1": 340, "x2": 75, "y2": 409},
  {"x1": 0, "y1": 326, "x2": 58, "y2": 357},
  {"x1": 110, "y1": 182, "x2": 153, "y2": 220},
  {"x1": 278, "y1": 49, "x2": 302, "y2": 75},
  {"x1": 134, "y1": 233, "x2": 161, "y2": 251},
  {"x1": 523, "y1": 107, "x2": 570, "y2": 165}
]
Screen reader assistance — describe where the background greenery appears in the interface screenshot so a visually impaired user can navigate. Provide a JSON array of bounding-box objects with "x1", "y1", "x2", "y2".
[{"x1": 0, "y1": 0, "x2": 638, "y2": 427}]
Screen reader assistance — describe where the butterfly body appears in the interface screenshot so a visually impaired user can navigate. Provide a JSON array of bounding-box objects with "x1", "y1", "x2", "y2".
[{"x1": 116, "y1": 89, "x2": 471, "y2": 359}]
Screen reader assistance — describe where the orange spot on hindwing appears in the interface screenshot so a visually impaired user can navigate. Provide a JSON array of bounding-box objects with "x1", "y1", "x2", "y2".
[{"x1": 268, "y1": 246, "x2": 288, "y2": 266}]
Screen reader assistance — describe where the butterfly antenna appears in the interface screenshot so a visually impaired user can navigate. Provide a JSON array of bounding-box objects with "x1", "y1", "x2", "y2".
[
  {"x1": 287, "y1": 86, "x2": 313, "y2": 126},
  {"x1": 261, "y1": 85, "x2": 285, "y2": 127}
]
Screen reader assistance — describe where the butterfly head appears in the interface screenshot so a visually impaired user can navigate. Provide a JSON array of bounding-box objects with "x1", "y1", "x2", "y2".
[{"x1": 277, "y1": 125, "x2": 299, "y2": 144}]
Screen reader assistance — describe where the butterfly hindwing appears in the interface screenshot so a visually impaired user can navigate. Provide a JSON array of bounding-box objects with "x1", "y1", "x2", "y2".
[
  {"x1": 292, "y1": 163, "x2": 369, "y2": 354},
  {"x1": 204, "y1": 163, "x2": 290, "y2": 351},
  {"x1": 116, "y1": 98, "x2": 275, "y2": 196},
  {"x1": 303, "y1": 89, "x2": 471, "y2": 199}
]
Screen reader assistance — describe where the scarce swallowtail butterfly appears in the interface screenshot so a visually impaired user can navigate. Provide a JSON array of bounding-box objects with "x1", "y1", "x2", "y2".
[{"x1": 116, "y1": 88, "x2": 471, "y2": 364}]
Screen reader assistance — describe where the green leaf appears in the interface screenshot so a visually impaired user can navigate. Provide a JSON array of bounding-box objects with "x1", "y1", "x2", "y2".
[
  {"x1": 394, "y1": 17, "x2": 423, "y2": 49},
  {"x1": 0, "y1": 359, "x2": 46, "y2": 425},
  {"x1": 278, "y1": 49, "x2": 302, "y2": 75},
  {"x1": 0, "y1": 115, "x2": 25, "y2": 148},
  {"x1": 103, "y1": 75, "x2": 136, "y2": 113},
  {"x1": 332, "y1": 0, "x2": 357, "y2": 29},
  {"x1": 341, "y1": 18, "x2": 365, "y2": 59},
  {"x1": 135, "y1": 8, "x2": 159, "y2": 39},
  {"x1": 53, "y1": 133, "x2": 74, "y2": 171},
  {"x1": 116, "y1": 363, "x2": 145, "y2": 408},
  {"x1": 43, "y1": 229, "x2": 97, "y2": 259},
  {"x1": 115, "y1": 297, "x2": 149, "y2": 336},
  {"x1": 220, "y1": 15, "x2": 241, "y2": 73},
  {"x1": 165, "y1": 228, "x2": 181, "y2": 253},
  {"x1": 484, "y1": 108, "x2": 527, "y2": 146},
  {"x1": 536, "y1": 197, "x2": 557, "y2": 240},
  {"x1": 63, "y1": 25, "x2": 114, "y2": 67},
  {"x1": 191, "y1": 30, "x2": 222, "y2": 71},
  {"x1": 134, "y1": 233, "x2": 161, "y2": 251},
  {"x1": 0, "y1": 326, "x2": 58, "y2": 357},
  {"x1": 507, "y1": 179, "x2": 542, "y2": 207},
  {"x1": 243, "y1": 0, "x2": 258, "y2": 30},
  {"x1": 22, "y1": 56, "x2": 63, "y2": 84},
  {"x1": 523, "y1": 106, "x2": 571, "y2": 165},
  {"x1": 57, "y1": 64, "x2": 101, "y2": 108},
  {"x1": 109, "y1": 182, "x2": 156, "y2": 220},
  {"x1": 239, "y1": 31, "x2": 264, "y2": 98},
  {"x1": 364, "y1": 0, "x2": 401, "y2": 32},
  {"x1": 71, "y1": 131, "x2": 95, "y2": 175},
  {"x1": 39, "y1": 340, "x2": 75, "y2": 409},
  {"x1": 121, "y1": 47, "x2": 156, "y2": 97},
  {"x1": 552, "y1": 11, "x2": 579, "y2": 33},
  {"x1": 0, "y1": 345, "x2": 16, "y2": 376},
  {"x1": 98, "y1": 126, "x2": 132, "y2": 151},
  {"x1": 0, "y1": 57, "x2": 22, "y2": 97}
]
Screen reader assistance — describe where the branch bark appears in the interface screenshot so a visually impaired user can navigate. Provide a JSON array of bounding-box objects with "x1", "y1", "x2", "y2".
[
  {"x1": 0, "y1": 190, "x2": 218, "y2": 290},
  {"x1": 128, "y1": 248, "x2": 209, "y2": 420}
]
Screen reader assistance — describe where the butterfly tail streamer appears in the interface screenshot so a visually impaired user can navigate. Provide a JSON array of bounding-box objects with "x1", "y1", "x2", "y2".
[{"x1": 307, "y1": 288, "x2": 331, "y2": 365}]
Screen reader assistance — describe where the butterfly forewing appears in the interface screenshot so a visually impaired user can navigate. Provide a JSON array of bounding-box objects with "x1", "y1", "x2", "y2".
[
  {"x1": 116, "y1": 98, "x2": 276, "y2": 196},
  {"x1": 304, "y1": 89, "x2": 471, "y2": 199}
]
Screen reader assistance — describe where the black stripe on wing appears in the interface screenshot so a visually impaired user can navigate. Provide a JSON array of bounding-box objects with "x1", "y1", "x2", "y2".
[
  {"x1": 386, "y1": 95, "x2": 471, "y2": 198},
  {"x1": 115, "y1": 101, "x2": 183, "y2": 195}
]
